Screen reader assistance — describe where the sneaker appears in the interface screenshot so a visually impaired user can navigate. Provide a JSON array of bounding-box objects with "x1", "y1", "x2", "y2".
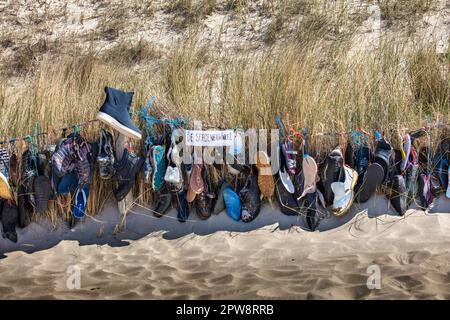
[
  {"x1": 96, "y1": 87, "x2": 142, "y2": 140},
  {"x1": 97, "y1": 128, "x2": 116, "y2": 179},
  {"x1": 113, "y1": 148, "x2": 144, "y2": 201}
]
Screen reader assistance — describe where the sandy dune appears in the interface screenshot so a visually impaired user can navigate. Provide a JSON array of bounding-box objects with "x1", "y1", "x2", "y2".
[{"x1": 1, "y1": 195, "x2": 450, "y2": 299}]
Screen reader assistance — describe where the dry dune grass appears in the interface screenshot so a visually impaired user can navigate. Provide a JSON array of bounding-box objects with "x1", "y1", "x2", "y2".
[{"x1": 0, "y1": 0, "x2": 448, "y2": 223}]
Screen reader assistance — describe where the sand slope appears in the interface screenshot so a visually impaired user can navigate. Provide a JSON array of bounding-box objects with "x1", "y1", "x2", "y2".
[{"x1": 1, "y1": 195, "x2": 450, "y2": 299}]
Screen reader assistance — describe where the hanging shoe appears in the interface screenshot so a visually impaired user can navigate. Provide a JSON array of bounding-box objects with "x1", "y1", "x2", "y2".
[
  {"x1": 153, "y1": 191, "x2": 172, "y2": 218},
  {"x1": 276, "y1": 178, "x2": 300, "y2": 216},
  {"x1": 176, "y1": 189, "x2": 190, "y2": 223},
  {"x1": 1, "y1": 200, "x2": 19, "y2": 243},
  {"x1": 406, "y1": 148, "x2": 419, "y2": 205},
  {"x1": 189, "y1": 163, "x2": 204, "y2": 194},
  {"x1": 52, "y1": 138, "x2": 76, "y2": 177},
  {"x1": 96, "y1": 87, "x2": 142, "y2": 140},
  {"x1": 151, "y1": 145, "x2": 166, "y2": 193},
  {"x1": 321, "y1": 147, "x2": 344, "y2": 206},
  {"x1": 8, "y1": 151, "x2": 20, "y2": 187},
  {"x1": 298, "y1": 155, "x2": 318, "y2": 199},
  {"x1": 97, "y1": 128, "x2": 116, "y2": 180},
  {"x1": 330, "y1": 166, "x2": 358, "y2": 216},
  {"x1": 223, "y1": 186, "x2": 241, "y2": 221},
  {"x1": 373, "y1": 138, "x2": 393, "y2": 183},
  {"x1": 17, "y1": 184, "x2": 32, "y2": 228},
  {"x1": 75, "y1": 140, "x2": 95, "y2": 189},
  {"x1": 195, "y1": 166, "x2": 215, "y2": 220},
  {"x1": 195, "y1": 191, "x2": 214, "y2": 220},
  {"x1": 400, "y1": 134, "x2": 411, "y2": 172},
  {"x1": 255, "y1": 151, "x2": 275, "y2": 200},
  {"x1": 240, "y1": 175, "x2": 261, "y2": 222},
  {"x1": 56, "y1": 171, "x2": 78, "y2": 195},
  {"x1": 355, "y1": 162, "x2": 384, "y2": 203},
  {"x1": 387, "y1": 175, "x2": 408, "y2": 216},
  {"x1": 303, "y1": 192, "x2": 320, "y2": 231},
  {"x1": 0, "y1": 146, "x2": 9, "y2": 179},
  {"x1": 113, "y1": 148, "x2": 144, "y2": 201},
  {"x1": 354, "y1": 145, "x2": 370, "y2": 192},
  {"x1": 212, "y1": 180, "x2": 229, "y2": 215},
  {"x1": 33, "y1": 175, "x2": 53, "y2": 214},
  {"x1": 143, "y1": 141, "x2": 153, "y2": 184},
  {"x1": 344, "y1": 141, "x2": 354, "y2": 168},
  {"x1": 0, "y1": 172, "x2": 13, "y2": 201},
  {"x1": 281, "y1": 141, "x2": 297, "y2": 175}
]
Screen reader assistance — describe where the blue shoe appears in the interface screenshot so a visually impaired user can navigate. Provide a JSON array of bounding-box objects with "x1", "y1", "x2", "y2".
[
  {"x1": 96, "y1": 87, "x2": 142, "y2": 140},
  {"x1": 73, "y1": 185, "x2": 89, "y2": 219},
  {"x1": 151, "y1": 145, "x2": 166, "y2": 192},
  {"x1": 56, "y1": 171, "x2": 78, "y2": 195},
  {"x1": 223, "y1": 186, "x2": 241, "y2": 221}
]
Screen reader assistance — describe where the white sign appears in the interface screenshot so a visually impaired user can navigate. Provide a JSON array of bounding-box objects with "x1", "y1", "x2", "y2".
[{"x1": 185, "y1": 130, "x2": 235, "y2": 146}]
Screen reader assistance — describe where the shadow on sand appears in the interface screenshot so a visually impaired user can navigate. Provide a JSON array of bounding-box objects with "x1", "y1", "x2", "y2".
[{"x1": 2, "y1": 194, "x2": 450, "y2": 259}]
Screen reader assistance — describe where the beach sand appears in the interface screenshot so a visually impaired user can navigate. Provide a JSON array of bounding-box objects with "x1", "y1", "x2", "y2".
[{"x1": 1, "y1": 195, "x2": 450, "y2": 299}]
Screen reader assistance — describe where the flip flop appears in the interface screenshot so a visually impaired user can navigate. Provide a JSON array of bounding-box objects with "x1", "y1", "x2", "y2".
[
  {"x1": 355, "y1": 162, "x2": 384, "y2": 203},
  {"x1": 400, "y1": 134, "x2": 411, "y2": 172},
  {"x1": 388, "y1": 175, "x2": 407, "y2": 216},
  {"x1": 73, "y1": 186, "x2": 90, "y2": 219},
  {"x1": 374, "y1": 138, "x2": 393, "y2": 182},
  {"x1": 299, "y1": 155, "x2": 318, "y2": 199},
  {"x1": 330, "y1": 166, "x2": 358, "y2": 216},
  {"x1": 279, "y1": 167, "x2": 295, "y2": 194}
]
